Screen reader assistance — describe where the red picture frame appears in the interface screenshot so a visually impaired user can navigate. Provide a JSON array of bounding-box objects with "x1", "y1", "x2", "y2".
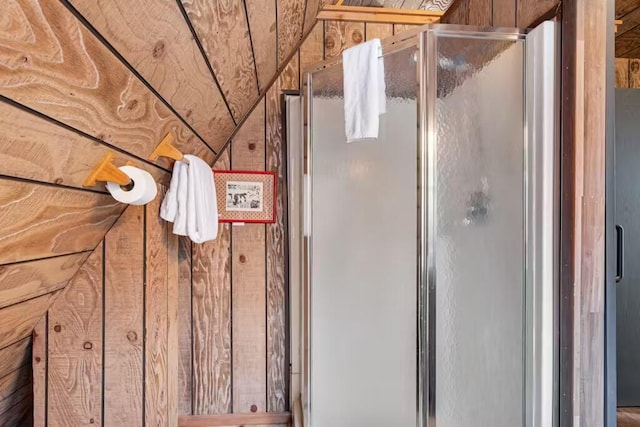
[{"x1": 213, "y1": 170, "x2": 277, "y2": 224}]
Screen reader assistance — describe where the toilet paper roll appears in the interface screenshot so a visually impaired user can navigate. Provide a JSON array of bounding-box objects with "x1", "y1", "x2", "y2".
[{"x1": 106, "y1": 165, "x2": 158, "y2": 206}]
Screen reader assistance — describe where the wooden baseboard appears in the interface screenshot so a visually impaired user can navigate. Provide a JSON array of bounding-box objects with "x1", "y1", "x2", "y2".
[{"x1": 178, "y1": 412, "x2": 291, "y2": 426}]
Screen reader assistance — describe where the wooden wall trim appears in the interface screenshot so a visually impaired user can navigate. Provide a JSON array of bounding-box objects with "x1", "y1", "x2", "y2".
[
  {"x1": 317, "y1": 5, "x2": 442, "y2": 24},
  {"x1": 178, "y1": 412, "x2": 291, "y2": 427}
]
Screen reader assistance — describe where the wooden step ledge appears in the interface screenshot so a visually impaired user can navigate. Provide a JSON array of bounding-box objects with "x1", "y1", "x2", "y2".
[{"x1": 179, "y1": 412, "x2": 291, "y2": 426}]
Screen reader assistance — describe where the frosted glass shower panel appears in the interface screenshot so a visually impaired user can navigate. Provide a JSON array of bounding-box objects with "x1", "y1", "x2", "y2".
[
  {"x1": 309, "y1": 47, "x2": 419, "y2": 427},
  {"x1": 432, "y1": 36, "x2": 526, "y2": 426}
]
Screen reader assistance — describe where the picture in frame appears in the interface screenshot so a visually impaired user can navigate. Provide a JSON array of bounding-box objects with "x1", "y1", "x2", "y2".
[{"x1": 213, "y1": 170, "x2": 277, "y2": 223}]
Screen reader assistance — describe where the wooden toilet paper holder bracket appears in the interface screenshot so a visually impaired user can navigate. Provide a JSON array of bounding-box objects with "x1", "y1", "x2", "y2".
[
  {"x1": 149, "y1": 132, "x2": 189, "y2": 164},
  {"x1": 84, "y1": 152, "x2": 133, "y2": 188}
]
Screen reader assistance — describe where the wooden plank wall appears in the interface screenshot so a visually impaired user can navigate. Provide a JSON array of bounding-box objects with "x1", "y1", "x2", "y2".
[
  {"x1": 0, "y1": 0, "x2": 324, "y2": 423},
  {"x1": 441, "y1": 0, "x2": 559, "y2": 27},
  {"x1": 32, "y1": 189, "x2": 181, "y2": 427}
]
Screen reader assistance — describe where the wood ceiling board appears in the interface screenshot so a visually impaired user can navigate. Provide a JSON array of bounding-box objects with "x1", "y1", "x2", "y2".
[
  {"x1": 0, "y1": 291, "x2": 59, "y2": 350},
  {"x1": 47, "y1": 243, "x2": 103, "y2": 427},
  {"x1": 0, "y1": 101, "x2": 168, "y2": 191},
  {"x1": 304, "y1": 0, "x2": 323, "y2": 34},
  {"x1": 0, "y1": 337, "x2": 31, "y2": 379},
  {"x1": 616, "y1": 25, "x2": 640, "y2": 56},
  {"x1": 68, "y1": 0, "x2": 236, "y2": 153},
  {"x1": 615, "y1": 5, "x2": 640, "y2": 35},
  {"x1": 0, "y1": 0, "x2": 214, "y2": 167},
  {"x1": 245, "y1": 0, "x2": 278, "y2": 91},
  {"x1": 0, "y1": 179, "x2": 124, "y2": 265},
  {"x1": 0, "y1": 252, "x2": 89, "y2": 309},
  {"x1": 278, "y1": 0, "x2": 307, "y2": 64},
  {"x1": 181, "y1": 0, "x2": 259, "y2": 122},
  {"x1": 617, "y1": 0, "x2": 640, "y2": 19}
]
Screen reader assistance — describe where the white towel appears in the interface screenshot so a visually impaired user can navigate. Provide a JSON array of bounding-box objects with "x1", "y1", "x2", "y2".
[
  {"x1": 160, "y1": 155, "x2": 218, "y2": 243},
  {"x1": 342, "y1": 38, "x2": 386, "y2": 143}
]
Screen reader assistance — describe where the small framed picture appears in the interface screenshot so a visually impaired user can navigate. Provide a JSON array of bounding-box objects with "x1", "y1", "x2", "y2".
[{"x1": 213, "y1": 170, "x2": 277, "y2": 223}]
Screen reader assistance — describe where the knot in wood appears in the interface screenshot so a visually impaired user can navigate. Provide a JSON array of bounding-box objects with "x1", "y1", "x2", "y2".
[
  {"x1": 248, "y1": 142, "x2": 256, "y2": 151},
  {"x1": 83, "y1": 341, "x2": 93, "y2": 350},
  {"x1": 239, "y1": 254, "x2": 247, "y2": 263},
  {"x1": 250, "y1": 405, "x2": 258, "y2": 413},
  {"x1": 352, "y1": 30, "x2": 364, "y2": 44},
  {"x1": 153, "y1": 40, "x2": 166, "y2": 59},
  {"x1": 53, "y1": 325, "x2": 62, "y2": 333},
  {"x1": 127, "y1": 330, "x2": 138, "y2": 342}
]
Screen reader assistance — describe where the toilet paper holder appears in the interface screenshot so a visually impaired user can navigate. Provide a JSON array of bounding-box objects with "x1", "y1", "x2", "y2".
[
  {"x1": 149, "y1": 132, "x2": 190, "y2": 164},
  {"x1": 84, "y1": 152, "x2": 134, "y2": 190}
]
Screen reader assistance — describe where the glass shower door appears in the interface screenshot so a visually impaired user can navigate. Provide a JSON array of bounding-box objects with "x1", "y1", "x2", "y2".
[{"x1": 306, "y1": 45, "x2": 419, "y2": 427}]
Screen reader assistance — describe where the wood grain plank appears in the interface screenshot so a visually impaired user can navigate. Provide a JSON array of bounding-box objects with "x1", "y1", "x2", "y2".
[
  {"x1": 393, "y1": 23, "x2": 419, "y2": 35},
  {"x1": 0, "y1": 291, "x2": 58, "y2": 350},
  {"x1": 492, "y1": 0, "x2": 517, "y2": 27},
  {"x1": 32, "y1": 315, "x2": 47, "y2": 427},
  {"x1": 145, "y1": 190, "x2": 170, "y2": 427},
  {"x1": 516, "y1": 0, "x2": 558, "y2": 28},
  {"x1": 231, "y1": 101, "x2": 267, "y2": 414},
  {"x1": 47, "y1": 242, "x2": 103, "y2": 426},
  {"x1": 181, "y1": 0, "x2": 259, "y2": 121},
  {"x1": 440, "y1": 0, "x2": 469, "y2": 24},
  {"x1": 324, "y1": 21, "x2": 365, "y2": 59},
  {"x1": 365, "y1": 23, "x2": 393, "y2": 41},
  {"x1": 616, "y1": 27, "x2": 640, "y2": 57},
  {"x1": 177, "y1": 237, "x2": 193, "y2": 415},
  {"x1": 616, "y1": 58, "x2": 630, "y2": 88},
  {"x1": 0, "y1": 390, "x2": 32, "y2": 427},
  {"x1": 0, "y1": 364, "x2": 30, "y2": 402},
  {"x1": 278, "y1": 0, "x2": 306, "y2": 64},
  {"x1": 0, "y1": 179, "x2": 124, "y2": 265},
  {"x1": 0, "y1": 0, "x2": 214, "y2": 167},
  {"x1": 630, "y1": 59, "x2": 640, "y2": 88},
  {"x1": 618, "y1": 407, "x2": 640, "y2": 427},
  {"x1": 617, "y1": 0, "x2": 640, "y2": 19},
  {"x1": 300, "y1": 23, "x2": 324, "y2": 73},
  {"x1": 616, "y1": 7, "x2": 640, "y2": 36},
  {"x1": 265, "y1": 68, "x2": 295, "y2": 414},
  {"x1": 0, "y1": 364, "x2": 31, "y2": 418},
  {"x1": 68, "y1": 0, "x2": 235, "y2": 153},
  {"x1": 103, "y1": 206, "x2": 144, "y2": 426},
  {"x1": 467, "y1": 0, "x2": 492, "y2": 26},
  {"x1": 192, "y1": 151, "x2": 232, "y2": 414},
  {"x1": 0, "y1": 337, "x2": 31, "y2": 379},
  {"x1": 0, "y1": 101, "x2": 168, "y2": 190},
  {"x1": 178, "y1": 412, "x2": 291, "y2": 426},
  {"x1": 245, "y1": 0, "x2": 277, "y2": 91},
  {"x1": 168, "y1": 232, "x2": 180, "y2": 427},
  {"x1": 0, "y1": 252, "x2": 89, "y2": 309},
  {"x1": 304, "y1": 0, "x2": 322, "y2": 35}
]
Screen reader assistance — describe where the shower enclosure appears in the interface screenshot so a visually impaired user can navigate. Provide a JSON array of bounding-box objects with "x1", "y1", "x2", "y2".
[{"x1": 300, "y1": 23, "x2": 556, "y2": 427}]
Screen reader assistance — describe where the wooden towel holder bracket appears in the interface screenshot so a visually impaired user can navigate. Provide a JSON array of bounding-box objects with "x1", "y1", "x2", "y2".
[
  {"x1": 83, "y1": 152, "x2": 133, "y2": 188},
  {"x1": 149, "y1": 132, "x2": 189, "y2": 163}
]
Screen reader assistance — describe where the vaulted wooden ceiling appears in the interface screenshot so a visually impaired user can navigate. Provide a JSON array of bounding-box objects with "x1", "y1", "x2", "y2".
[
  {"x1": 342, "y1": 0, "x2": 454, "y2": 9},
  {"x1": 616, "y1": 0, "x2": 640, "y2": 57}
]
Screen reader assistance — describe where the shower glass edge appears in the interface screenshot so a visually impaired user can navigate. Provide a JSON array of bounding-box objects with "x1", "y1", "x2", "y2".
[{"x1": 302, "y1": 24, "x2": 552, "y2": 427}]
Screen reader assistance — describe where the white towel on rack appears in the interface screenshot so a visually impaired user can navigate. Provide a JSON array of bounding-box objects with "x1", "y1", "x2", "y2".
[
  {"x1": 160, "y1": 155, "x2": 218, "y2": 243},
  {"x1": 342, "y1": 38, "x2": 386, "y2": 143},
  {"x1": 184, "y1": 155, "x2": 218, "y2": 243}
]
